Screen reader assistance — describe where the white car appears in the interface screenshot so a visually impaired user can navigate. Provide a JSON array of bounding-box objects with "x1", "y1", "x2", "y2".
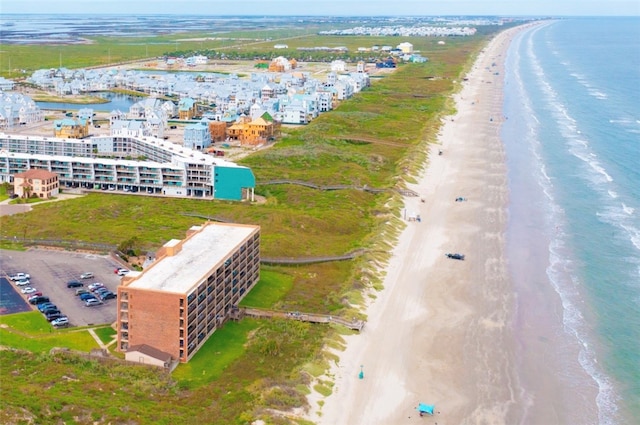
[
  {"x1": 51, "y1": 317, "x2": 69, "y2": 327},
  {"x1": 80, "y1": 272, "x2": 94, "y2": 279},
  {"x1": 21, "y1": 287, "x2": 37, "y2": 294},
  {"x1": 85, "y1": 298, "x2": 103, "y2": 307},
  {"x1": 10, "y1": 273, "x2": 30, "y2": 281},
  {"x1": 15, "y1": 279, "x2": 31, "y2": 286}
]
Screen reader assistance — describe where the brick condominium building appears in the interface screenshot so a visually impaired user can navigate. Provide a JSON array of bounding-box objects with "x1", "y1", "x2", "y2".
[{"x1": 116, "y1": 222, "x2": 260, "y2": 363}]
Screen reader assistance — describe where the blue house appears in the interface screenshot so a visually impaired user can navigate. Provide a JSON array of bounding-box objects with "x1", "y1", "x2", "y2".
[{"x1": 183, "y1": 120, "x2": 212, "y2": 150}]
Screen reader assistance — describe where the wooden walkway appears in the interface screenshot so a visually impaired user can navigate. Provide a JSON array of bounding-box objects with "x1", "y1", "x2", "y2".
[{"x1": 234, "y1": 307, "x2": 365, "y2": 332}]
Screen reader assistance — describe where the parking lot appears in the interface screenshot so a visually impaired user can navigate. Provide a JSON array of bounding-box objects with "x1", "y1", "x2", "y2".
[{"x1": 0, "y1": 248, "x2": 126, "y2": 327}]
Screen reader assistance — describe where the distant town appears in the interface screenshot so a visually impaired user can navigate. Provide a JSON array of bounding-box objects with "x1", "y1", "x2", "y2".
[{"x1": 0, "y1": 36, "x2": 432, "y2": 202}]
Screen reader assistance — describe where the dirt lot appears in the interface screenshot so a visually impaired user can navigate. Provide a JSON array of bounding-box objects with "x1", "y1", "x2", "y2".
[{"x1": 0, "y1": 248, "x2": 126, "y2": 327}]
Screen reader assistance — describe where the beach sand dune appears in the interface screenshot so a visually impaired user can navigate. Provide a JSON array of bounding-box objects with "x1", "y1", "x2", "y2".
[{"x1": 304, "y1": 25, "x2": 536, "y2": 425}]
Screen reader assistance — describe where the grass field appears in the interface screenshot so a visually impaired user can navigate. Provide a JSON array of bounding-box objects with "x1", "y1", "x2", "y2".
[
  {"x1": 0, "y1": 311, "x2": 101, "y2": 352},
  {"x1": 0, "y1": 22, "x2": 503, "y2": 424}
]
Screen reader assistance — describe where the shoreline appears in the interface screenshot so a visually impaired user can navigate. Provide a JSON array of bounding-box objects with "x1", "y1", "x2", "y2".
[{"x1": 304, "y1": 24, "x2": 534, "y2": 424}]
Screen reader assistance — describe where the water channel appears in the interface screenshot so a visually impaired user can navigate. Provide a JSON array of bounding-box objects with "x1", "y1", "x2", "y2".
[{"x1": 36, "y1": 92, "x2": 142, "y2": 112}]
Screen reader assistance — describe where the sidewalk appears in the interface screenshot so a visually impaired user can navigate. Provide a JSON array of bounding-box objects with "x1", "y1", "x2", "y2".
[{"x1": 0, "y1": 193, "x2": 83, "y2": 217}]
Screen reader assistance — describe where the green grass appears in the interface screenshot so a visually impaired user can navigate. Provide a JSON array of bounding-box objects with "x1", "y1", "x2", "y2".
[
  {"x1": 172, "y1": 319, "x2": 258, "y2": 388},
  {"x1": 92, "y1": 326, "x2": 116, "y2": 345},
  {"x1": 0, "y1": 312, "x2": 100, "y2": 352},
  {"x1": 0, "y1": 310, "x2": 51, "y2": 335},
  {"x1": 239, "y1": 267, "x2": 294, "y2": 308}
]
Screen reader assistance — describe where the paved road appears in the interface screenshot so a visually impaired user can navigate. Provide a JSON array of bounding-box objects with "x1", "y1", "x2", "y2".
[{"x1": 0, "y1": 248, "x2": 124, "y2": 327}]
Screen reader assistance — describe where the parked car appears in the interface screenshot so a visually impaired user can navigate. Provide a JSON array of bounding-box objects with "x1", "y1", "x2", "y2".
[
  {"x1": 66, "y1": 280, "x2": 83, "y2": 288},
  {"x1": 79, "y1": 293, "x2": 97, "y2": 301},
  {"x1": 51, "y1": 317, "x2": 69, "y2": 327},
  {"x1": 99, "y1": 291, "x2": 117, "y2": 301},
  {"x1": 80, "y1": 272, "x2": 94, "y2": 279},
  {"x1": 88, "y1": 283, "x2": 105, "y2": 291},
  {"x1": 85, "y1": 298, "x2": 103, "y2": 307},
  {"x1": 29, "y1": 291, "x2": 43, "y2": 298},
  {"x1": 94, "y1": 287, "x2": 110, "y2": 295},
  {"x1": 37, "y1": 303, "x2": 56, "y2": 312},
  {"x1": 21, "y1": 287, "x2": 37, "y2": 294},
  {"x1": 10, "y1": 273, "x2": 30, "y2": 281},
  {"x1": 114, "y1": 268, "x2": 130, "y2": 276},
  {"x1": 75, "y1": 288, "x2": 90, "y2": 296},
  {"x1": 29, "y1": 296, "x2": 50, "y2": 305},
  {"x1": 14, "y1": 279, "x2": 31, "y2": 286},
  {"x1": 46, "y1": 313, "x2": 65, "y2": 322},
  {"x1": 43, "y1": 308, "x2": 61, "y2": 316}
]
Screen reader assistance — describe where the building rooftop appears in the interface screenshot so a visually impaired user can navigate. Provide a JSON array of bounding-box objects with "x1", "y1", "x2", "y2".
[
  {"x1": 14, "y1": 168, "x2": 57, "y2": 180},
  {"x1": 126, "y1": 223, "x2": 258, "y2": 295},
  {"x1": 127, "y1": 344, "x2": 173, "y2": 362}
]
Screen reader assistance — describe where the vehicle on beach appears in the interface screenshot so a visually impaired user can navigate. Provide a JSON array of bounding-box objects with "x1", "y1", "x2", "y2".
[
  {"x1": 455, "y1": 197, "x2": 467, "y2": 202},
  {"x1": 445, "y1": 253, "x2": 465, "y2": 260}
]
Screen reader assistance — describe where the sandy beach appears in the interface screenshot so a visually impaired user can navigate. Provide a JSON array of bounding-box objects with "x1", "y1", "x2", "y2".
[{"x1": 305, "y1": 25, "x2": 533, "y2": 425}]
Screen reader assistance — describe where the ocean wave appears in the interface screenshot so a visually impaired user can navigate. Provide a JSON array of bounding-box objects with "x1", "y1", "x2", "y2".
[
  {"x1": 547, "y1": 231, "x2": 621, "y2": 425},
  {"x1": 596, "y1": 203, "x2": 640, "y2": 256},
  {"x1": 589, "y1": 89, "x2": 608, "y2": 100},
  {"x1": 524, "y1": 29, "x2": 629, "y2": 423},
  {"x1": 622, "y1": 203, "x2": 635, "y2": 216}
]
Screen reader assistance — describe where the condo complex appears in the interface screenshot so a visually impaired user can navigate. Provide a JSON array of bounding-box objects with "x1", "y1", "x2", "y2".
[
  {"x1": 0, "y1": 132, "x2": 255, "y2": 201},
  {"x1": 117, "y1": 222, "x2": 261, "y2": 363}
]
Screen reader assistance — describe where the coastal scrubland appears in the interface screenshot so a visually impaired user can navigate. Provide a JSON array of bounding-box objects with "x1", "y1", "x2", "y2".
[{"x1": 0, "y1": 24, "x2": 505, "y2": 424}]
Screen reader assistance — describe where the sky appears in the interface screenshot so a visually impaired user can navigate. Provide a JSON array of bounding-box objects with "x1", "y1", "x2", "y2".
[{"x1": 2, "y1": 0, "x2": 639, "y2": 16}]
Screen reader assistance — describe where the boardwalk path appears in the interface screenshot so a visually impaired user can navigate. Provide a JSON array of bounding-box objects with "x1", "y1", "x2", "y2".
[{"x1": 233, "y1": 307, "x2": 365, "y2": 332}]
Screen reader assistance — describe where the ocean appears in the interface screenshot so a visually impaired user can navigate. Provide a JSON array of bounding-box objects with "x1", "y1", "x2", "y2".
[{"x1": 502, "y1": 18, "x2": 640, "y2": 425}]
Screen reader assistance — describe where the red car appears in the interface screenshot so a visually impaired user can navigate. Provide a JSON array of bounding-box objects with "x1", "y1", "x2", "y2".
[{"x1": 114, "y1": 268, "x2": 130, "y2": 276}]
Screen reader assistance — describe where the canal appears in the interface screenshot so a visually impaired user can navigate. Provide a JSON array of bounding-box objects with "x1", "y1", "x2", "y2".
[{"x1": 36, "y1": 91, "x2": 142, "y2": 112}]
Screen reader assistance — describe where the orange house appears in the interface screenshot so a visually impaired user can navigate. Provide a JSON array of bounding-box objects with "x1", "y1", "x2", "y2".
[
  {"x1": 243, "y1": 117, "x2": 274, "y2": 146},
  {"x1": 226, "y1": 114, "x2": 279, "y2": 146},
  {"x1": 13, "y1": 169, "x2": 59, "y2": 199},
  {"x1": 208, "y1": 120, "x2": 227, "y2": 142}
]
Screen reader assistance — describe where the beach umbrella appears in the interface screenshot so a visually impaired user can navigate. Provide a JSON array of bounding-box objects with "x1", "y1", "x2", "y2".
[{"x1": 416, "y1": 403, "x2": 435, "y2": 415}]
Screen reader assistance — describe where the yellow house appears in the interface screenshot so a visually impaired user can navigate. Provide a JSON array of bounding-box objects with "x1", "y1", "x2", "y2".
[
  {"x1": 13, "y1": 169, "x2": 59, "y2": 199},
  {"x1": 243, "y1": 117, "x2": 274, "y2": 146},
  {"x1": 226, "y1": 114, "x2": 279, "y2": 146},
  {"x1": 53, "y1": 118, "x2": 89, "y2": 139},
  {"x1": 178, "y1": 98, "x2": 197, "y2": 120}
]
